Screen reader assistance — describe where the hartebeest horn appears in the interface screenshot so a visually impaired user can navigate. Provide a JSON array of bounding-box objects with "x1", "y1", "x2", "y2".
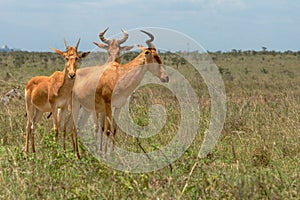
[
  {"x1": 140, "y1": 30, "x2": 155, "y2": 48},
  {"x1": 64, "y1": 38, "x2": 70, "y2": 49},
  {"x1": 99, "y1": 27, "x2": 110, "y2": 44},
  {"x1": 117, "y1": 28, "x2": 129, "y2": 44},
  {"x1": 75, "y1": 38, "x2": 81, "y2": 50}
]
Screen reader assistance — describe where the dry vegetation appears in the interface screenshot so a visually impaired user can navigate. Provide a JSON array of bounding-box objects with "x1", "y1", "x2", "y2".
[{"x1": 0, "y1": 50, "x2": 300, "y2": 199}]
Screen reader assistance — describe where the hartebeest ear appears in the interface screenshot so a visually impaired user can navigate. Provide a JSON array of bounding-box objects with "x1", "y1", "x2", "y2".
[
  {"x1": 78, "y1": 51, "x2": 90, "y2": 58},
  {"x1": 51, "y1": 48, "x2": 65, "y2": 57},
  {"x1": 93, "y1": 42, "x2": 108, "y2": 50},
  {"x1": 121, "y1": 45, "x2": 134, "y2": 51},
  {"x1": 136, "y1": 44, "x2": 145, "y2": 51}
]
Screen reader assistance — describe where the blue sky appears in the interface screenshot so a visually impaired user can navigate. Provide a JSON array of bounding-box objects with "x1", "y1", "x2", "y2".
[{"x1": 0, "y1": 0, "x2": 299, "y2": 52}]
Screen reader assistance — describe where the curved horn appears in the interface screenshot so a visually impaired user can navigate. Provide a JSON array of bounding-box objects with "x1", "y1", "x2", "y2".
[
  {"x1": 75, "y1": 38, "x2": 81, "y2": 50},
  {"x1": 117, "y1": 28, "x2": 129, "y2": 44},
  {"x1": 140, "y1": 30, "x2": 155, "y2": 48},
  {"x1": 99, "y1": 27, "x2": 110, "y2": 44},
  {"x1": 64, "y1": 38, "x2": 69, "y2": 49}
]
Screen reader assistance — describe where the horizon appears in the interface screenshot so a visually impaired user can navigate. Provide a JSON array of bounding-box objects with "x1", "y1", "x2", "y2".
[{"x1": 0, "y1": 44, "x2": 298, "y2": 53}]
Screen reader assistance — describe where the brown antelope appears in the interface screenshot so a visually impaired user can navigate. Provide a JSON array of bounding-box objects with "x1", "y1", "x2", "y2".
[
  {"x1": 76, "y1": 28, "x2": 133, "y2": 128},
  {"x1": 72, "y1": 30, "x2": 169, "y2": 153},
  {"x1": 93, "y1": 27, "x2": 134, "y2": 63},
  {"x1": 24, "y1": 39, "x2": 90, "y2": 158}
]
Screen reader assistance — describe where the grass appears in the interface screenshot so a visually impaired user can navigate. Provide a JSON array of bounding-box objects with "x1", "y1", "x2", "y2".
[{"x1": 0, "y1": 50, "x2": 300, "y2": 199}]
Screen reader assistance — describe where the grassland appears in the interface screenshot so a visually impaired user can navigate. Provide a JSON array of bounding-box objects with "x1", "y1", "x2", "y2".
[{"x1": 0, "y1": 50, "x2": 300, "y2": 199}]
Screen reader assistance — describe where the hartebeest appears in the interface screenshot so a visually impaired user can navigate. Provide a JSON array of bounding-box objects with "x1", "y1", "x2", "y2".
[
  {"x1": 72, "y1": 30, "x2": 169, "y2": 153},
  {"x1": 76, "y1": 28, "x2": 133, "y2": 128},
  {"x1": 24, "y1": 39, "x2": 89, "y2": 158},
  {"x1": 93, "y1": 27, "x2": 134, "y2": 63}
]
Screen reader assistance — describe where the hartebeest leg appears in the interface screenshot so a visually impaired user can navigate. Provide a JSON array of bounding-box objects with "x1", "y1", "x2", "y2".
[
  {"x1": 65, "y1": 115, "x2": 80, "y2": 159},
  {"x1": 91, "y1": 112, "x2": 102, "y2": 151},
  {"x1": 25, "y1": 99, "x2": 35, "y2": 153},
  {"x1": 73, "y1": 127, "x2": 80, "y2": 159},
  {"x1": 99, "y1": 112, "x2": 105, "y2": 132},
  {"x1": 108, "y1": 108, "x2": 120, "y2": 152},
  {"x1": 113, "y1": 108, "x2": 121, "y2": 136},
  {"x1": 31, "y1": 110, "x2": 43, "y2": 153},
  {"x1": 93, "y1": 112, "x2": 99, "y2": 136},
  {"x1": 25, "y1": 119, "x2": 32, "y2": 153},
  {"x1": 52, "y1": 107, "x2": 59, "y2": 142},
  {"x1": 104, "y1": 103, "x2": 113, "y2": 154},
  {"x1": 70, "y1": 98, "x2": 81, "y2": 159},
  {"x1": 59, "y1": 107, "x2": 68, "y2": 150}
]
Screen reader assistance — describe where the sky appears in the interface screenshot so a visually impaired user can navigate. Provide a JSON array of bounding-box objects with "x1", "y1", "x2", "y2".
[{"x1": 0, "y1": 0, "x2": 299, "y2": 52}]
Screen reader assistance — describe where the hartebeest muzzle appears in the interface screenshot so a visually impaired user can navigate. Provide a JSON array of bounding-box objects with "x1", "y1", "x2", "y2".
[{"x1": 68, "y1": 72, "x2": 76, "y2": 79}]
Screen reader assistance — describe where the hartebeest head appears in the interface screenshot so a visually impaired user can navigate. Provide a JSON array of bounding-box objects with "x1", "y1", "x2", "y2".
[
  {"x1": 93, "y1": 27, "x2": 134, "y2": 62},
  {"x1": 137, "y1": 30, "x2": 169, "y2": 83},
  {"x1": 51, "y1": 38, "x2": 90, "y2": 79}
]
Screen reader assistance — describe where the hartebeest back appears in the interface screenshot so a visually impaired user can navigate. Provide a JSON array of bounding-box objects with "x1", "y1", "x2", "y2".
[
  {"x1": 72, "y1": 30, "x2": 169, "y2": 153},
  {"x1": 25, "y1": 39, "x2": 89, "y2": 158}
]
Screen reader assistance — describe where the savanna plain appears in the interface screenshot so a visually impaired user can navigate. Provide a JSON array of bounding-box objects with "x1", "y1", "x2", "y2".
[{"x1": 0, "y1": 50, "x2": 300, "y2": 199}]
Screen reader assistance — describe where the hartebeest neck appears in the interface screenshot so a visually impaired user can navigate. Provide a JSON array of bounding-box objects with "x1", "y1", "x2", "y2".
[
  {"x1": 118, "y1": 52, "x2": 147, "y2": 73},
  {"x1": 111, "y1": 53, "x2": 149, "y2": 108},
  {"x1": 61, "y1": 68, "x2": 76, "y2": 93}
]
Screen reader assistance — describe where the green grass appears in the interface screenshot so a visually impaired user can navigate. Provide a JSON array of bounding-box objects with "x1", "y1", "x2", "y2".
[{"x1": 0, "y1": 50, "x2": 300, "y2": 199}]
